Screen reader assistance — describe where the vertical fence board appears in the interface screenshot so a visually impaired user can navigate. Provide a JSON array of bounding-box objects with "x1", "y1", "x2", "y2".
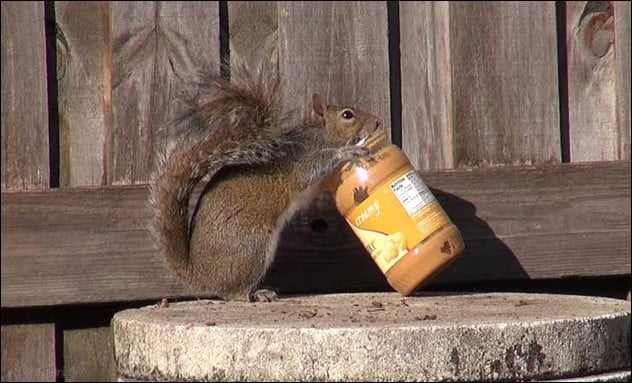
[
  {"x1": 63, "y1": 327, "x2": 115, "y2": 382},
  {"x1": 1, "y1": 3, "x2": 57, "y2": 380},
  {"x1": 614, "y1": 1, "x2": 631, "y2": 160},
  {"x1": 55, "y1": 1, "x2": 107, "y2": 187},
  {"x1": 277, "y1": 1, "x2": 390, "y2": 125},
  {"x1": 110, "y1": 1, "x2": 220, "y2": 185},
  {"x1": 400, "y1": 1, "x2": 453, "y2": 170},
  {"x1": 566, "y1": 1, "x2": 619, "y2": 162},
  {"x1": 1, "y1": 324, "x2": 58, "y2": 381},
  {"x1": 228, "y1": 2, "x2": 278, "y2": 66},
  {"x1": 264, "y1": 2, "x2": 391, "y2": 291},
  {"x1": 450, "y1": 1, "x2": 561, "y2": 167},
  {"x1": 1, "y1": 1, "x2": 50, "y2": 190}
]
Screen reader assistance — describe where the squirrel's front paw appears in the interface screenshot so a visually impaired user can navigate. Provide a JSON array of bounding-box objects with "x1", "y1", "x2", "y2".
[{"x1": 336, "y1": 144, "x2": 373, "y2": 166}]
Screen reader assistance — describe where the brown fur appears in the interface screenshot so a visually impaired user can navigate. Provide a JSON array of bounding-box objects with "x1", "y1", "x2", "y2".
[{"x1": 149, "y1": 60, "x2": 381, "y2": 300}]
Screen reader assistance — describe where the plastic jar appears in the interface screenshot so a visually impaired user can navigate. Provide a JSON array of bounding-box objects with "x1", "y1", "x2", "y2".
[{"x1": 330, "y1": 131, "x2": 465, "y2": 295}]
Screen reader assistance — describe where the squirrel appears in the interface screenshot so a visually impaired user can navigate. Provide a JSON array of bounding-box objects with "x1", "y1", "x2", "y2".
[{"x1": 148, "y1": 60, "x2": 382, "y2": 302}]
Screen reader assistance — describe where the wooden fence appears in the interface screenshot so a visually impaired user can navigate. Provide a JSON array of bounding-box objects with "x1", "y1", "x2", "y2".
[{"x1": 1, "y1": 1, "x2": 630, "y2": 381}]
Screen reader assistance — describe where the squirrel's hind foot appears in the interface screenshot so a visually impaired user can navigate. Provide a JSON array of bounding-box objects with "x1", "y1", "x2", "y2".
[{"x1": 247, "y1": 289, "x2": 278, "y2": 303}]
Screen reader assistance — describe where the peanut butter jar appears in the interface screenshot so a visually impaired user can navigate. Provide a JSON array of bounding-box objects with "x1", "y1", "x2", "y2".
[{"x1": 330, "y1": 131, "x2": 465, "y2": 296}]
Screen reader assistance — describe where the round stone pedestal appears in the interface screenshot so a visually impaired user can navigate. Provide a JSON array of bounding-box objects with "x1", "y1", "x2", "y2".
[{"x1": 112, "y1": 292, "x2": 631, "y2": 382}]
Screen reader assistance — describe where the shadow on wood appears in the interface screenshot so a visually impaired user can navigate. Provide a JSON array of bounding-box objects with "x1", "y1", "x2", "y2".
[
  {"x1": 430, "y1": 188, "x2": 529, "y2": 286},
  {"x1": 262, "y1": 187, "x2": 529, "y2": 295},
  {"x1": 262, "y1": 192, "x2": 391, "y2": 294}
]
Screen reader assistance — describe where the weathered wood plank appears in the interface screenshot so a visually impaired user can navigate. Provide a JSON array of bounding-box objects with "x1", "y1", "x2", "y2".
[
  {"x1": 399, "y1": 1, "x2": 454, "y2": 170},
  {"x1": 277, "y1": 1, "x2": 391, "y2": 127},
  {"x1": 0, "y1": 185, "x2": 189, "y2": 307},
  {"x1": 228, "y1": 2, "x2": 277, "y2": 67},
  {"x1": 1, "y1": 1, "x2": 50, "y2": 190},
  {"x1": 110, "y1": 1, "x2": 220, "y2": 185},
  {"x1": 63, "y1": 327, "x2": 115, "y2": 382},
  {"x1": 55, "y1": 1, "x2": 108, "y2": 187},
  {"x1": 566, "y1": 1, "x2": 619, "y2": 161},
  {"x1": 425, "y1": 161, "x2": 631, "y2": 285},
  {"x1": 1, "y1": 324, "x2": 58, "y2": 381},
  {"x1": 450, "y1": 2, "x2": 561, "y2": 167},
  {"x1": 1, "y1": 4, "x2": 58, "y2": 378},
  {"x1": 1, "y1": 161, "x2": 629, "y2": 307},
  {"x1": 614, "y1": 1, "x2": 631, "y2": 160},
  {"x1": 276, "y1": 2, "x2": 391, "y2": 287}
]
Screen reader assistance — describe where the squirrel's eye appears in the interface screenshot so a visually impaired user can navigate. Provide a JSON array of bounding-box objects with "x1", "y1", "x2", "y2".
[{"x1": 341, "y1": 110, "x2": 355, "y2": 120}]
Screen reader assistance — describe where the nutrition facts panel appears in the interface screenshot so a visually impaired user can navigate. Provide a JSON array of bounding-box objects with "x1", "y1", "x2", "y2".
[{"x1": 389, "y1": 171, "x2": 435, "y2": 216}]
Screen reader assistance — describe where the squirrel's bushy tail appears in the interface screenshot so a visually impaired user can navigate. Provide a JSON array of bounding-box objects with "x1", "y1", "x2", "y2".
[{"x1": 148, "y1": 60, "x2": 290, "y2": 279}]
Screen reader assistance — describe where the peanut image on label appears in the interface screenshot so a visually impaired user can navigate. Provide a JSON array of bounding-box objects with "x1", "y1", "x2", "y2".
[{"x1": 377, "y1": 231, "x2": 408, "y2": 263}]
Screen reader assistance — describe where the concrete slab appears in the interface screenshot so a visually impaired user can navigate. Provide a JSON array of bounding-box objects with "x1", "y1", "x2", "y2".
[
  {"x1": 112, "y1": 292, "x2": 631, "y2": 382},
  {"x1": 541, "y1": 370, "x2": 630, "y2": 382}
]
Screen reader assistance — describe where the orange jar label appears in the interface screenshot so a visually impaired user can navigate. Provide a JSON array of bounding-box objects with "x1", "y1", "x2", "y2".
[{"x1": 345, "y1": 170, "x2": 451, "y2": 273}]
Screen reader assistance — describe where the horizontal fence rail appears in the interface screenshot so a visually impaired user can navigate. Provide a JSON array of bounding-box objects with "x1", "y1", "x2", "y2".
[{"x1": 2, "y1": 161, "x2": 630, "y2": 308}]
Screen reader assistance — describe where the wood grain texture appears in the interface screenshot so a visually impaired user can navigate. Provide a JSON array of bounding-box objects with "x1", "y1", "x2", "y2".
[
  {"x1": 1, "y1": 324, "x2": 58, "y2": 381},
  {"x1": 278, "y1": 1, "x2": 391, "y2": 126},
  {"x1": 55, "y1": 1, "x2": 107, "y2": 187},
  {"x1": 425, "y1": 161, "x2": 631, "y2": 285},
  {"x1": 614, "y1": 1, "x2": 631, "y2": 160},
  {"x1": 1, "y1": 1, "x2": 50, "y2": 190},
  {"x1": 0, "y1": 185, "x2": 190, "y2": 307},
  {"x1": 63, "y1": 327, "x2": 115, "y2": 382},
  {"x1": 228, "y1": 2, "x2": 278, "y2": 67},
  {"x1": 1, "y1": 161, "x2": 629, "y2": 307},
  {"x1": 276, "y1": 2, "x2": 391, "y2": 283},
  {"x1": 450, "y1": 2, "x2": 561, "y2": 167},
  {"x1": 110, "y1": 2, "x2": 220, "y2": 185},
  {"x1": 0, "y1": 4, "x2": 59, "y2": 377},
  {"x1": 399, "y1": 1, "x2": 454, "y2": 170},
  {"x1": 566, "y1": 1, "x2": 619, "y2": 161}
]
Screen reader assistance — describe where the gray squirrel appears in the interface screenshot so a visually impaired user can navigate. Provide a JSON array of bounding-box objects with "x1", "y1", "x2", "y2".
[{"x1": 149, "y1": 61, "x2": 381, "y2": 301}]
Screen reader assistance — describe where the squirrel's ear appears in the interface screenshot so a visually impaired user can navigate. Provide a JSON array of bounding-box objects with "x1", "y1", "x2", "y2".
[{"x1": 308, "y1": 93, "x2": 327, "y2": 124}]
